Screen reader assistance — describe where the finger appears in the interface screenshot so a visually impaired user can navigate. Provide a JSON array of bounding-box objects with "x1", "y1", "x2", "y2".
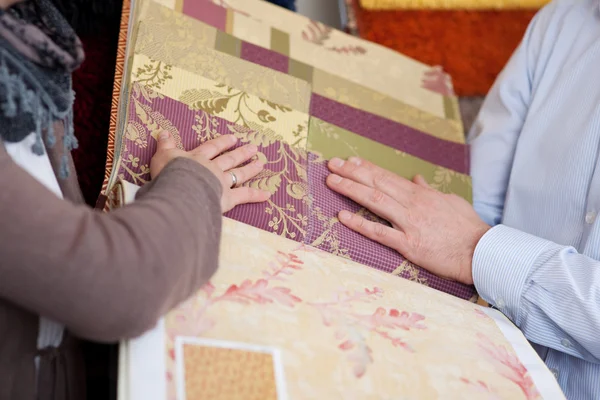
[
  {"x1": 328, "y1": 157, "x2": 414, "y2": 205},
  {"x1": 228, "y1": 159, "x2": 264, "y2": 185},
  {"x1": 338, "y1": 210, "x2": 407, "y2": 253},
  {"x1": 223, "y1": 186, "x2": 271, "y2": 212},
  {"x1": 156, "y1": 131, "x2": 177, "y2": 151},
  {"x1": 413, "y1": 174, "x2": 431, "y2": 189},
  {"x1": 326, "y1": 173, "x2": 407, "y2": 226},
  {"x1": 212, "y1": 144, "x2": 258, "y2": 172},
  {"x1": 190, "y1": 135, "x2": 238, "y2": 160}
]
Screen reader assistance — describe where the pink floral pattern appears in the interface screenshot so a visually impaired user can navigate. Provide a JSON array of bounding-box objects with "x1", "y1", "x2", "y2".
[
  {"x1": 309, "y1": 288, "x2": 426, "y2": 377},
  {"x1": 152, "y1": 220, "x2": 562, "y2": 399},
  {"x1": 167, "y1": 250, "x2": 304, "y2": 342},
  {"x1": 422, "y1": 66, "x2": 455, "y2": 97},
  {"x1": 474, "y1": 333, "x2": 541, "y2": 400}
]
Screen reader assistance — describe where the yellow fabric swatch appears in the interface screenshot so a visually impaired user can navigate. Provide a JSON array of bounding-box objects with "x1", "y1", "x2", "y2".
[{"x1": 182, "y1": 343, "x2": 278, "y2": 400}]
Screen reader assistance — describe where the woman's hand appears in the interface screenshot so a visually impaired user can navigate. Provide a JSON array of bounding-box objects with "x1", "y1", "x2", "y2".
[
  {"x1": 151, "y1": 131, "x2": 271, "y2": 213},
  {"x1": 326, "y1": 157, "x2": 490, "y2": 285}
]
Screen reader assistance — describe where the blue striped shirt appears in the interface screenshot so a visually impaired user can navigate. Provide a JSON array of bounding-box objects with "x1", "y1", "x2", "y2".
[{"x1": 469, "y1": 1, "x2": 600, "y2": 398}]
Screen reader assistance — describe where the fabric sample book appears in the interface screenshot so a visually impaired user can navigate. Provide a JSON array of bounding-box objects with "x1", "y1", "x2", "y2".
[{"x1": 99, "y1": 0, "x2": 565, "y2": 398}]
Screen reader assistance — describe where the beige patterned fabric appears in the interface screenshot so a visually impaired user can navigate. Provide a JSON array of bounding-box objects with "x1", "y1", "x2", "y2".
[{"x1": 121, "y1": 217, "x2": 564, "y2": 400}]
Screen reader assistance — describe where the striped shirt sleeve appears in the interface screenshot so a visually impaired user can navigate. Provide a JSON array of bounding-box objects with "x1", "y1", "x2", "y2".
[{"x1": 473, "y1": 224, "x2": 600, "y2": 364}]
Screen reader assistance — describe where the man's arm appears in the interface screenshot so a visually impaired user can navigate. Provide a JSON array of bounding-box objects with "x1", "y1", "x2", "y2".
[
  {"x1": 473, "y1": 225, "x2": 600, "y2": 363},
  {"x1": 468, "y1": 2, "x2": 556, "y2": 226}
]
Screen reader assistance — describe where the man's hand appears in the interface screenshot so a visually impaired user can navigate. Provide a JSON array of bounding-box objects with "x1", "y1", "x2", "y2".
[
  {"x1": 151, "y1": 131, "x2": 271, "y2": 213},
  {"x1": 326, "y1": 157, "x2": 490, "y2": 285}
]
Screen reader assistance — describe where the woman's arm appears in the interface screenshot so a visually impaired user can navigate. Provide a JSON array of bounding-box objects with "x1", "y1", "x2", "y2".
[{"x1": 0, "y1": 141, "x2": 222, "y2": 342}]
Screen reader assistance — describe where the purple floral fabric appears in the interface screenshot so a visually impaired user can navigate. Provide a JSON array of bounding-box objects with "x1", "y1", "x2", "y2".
[{"x1": 118, "y1": 84, "x2": 475, "y2": 300}]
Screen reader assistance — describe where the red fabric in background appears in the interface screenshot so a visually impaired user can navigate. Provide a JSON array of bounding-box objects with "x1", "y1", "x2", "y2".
[
  {"x1": 71, "y1": 27, "x2": 119, "y2": 207},
  {"x1": 352, "y1": 0, "x2": 536, "y2": 96}
]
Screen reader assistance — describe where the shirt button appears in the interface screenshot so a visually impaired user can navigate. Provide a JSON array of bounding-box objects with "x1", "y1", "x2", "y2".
[
  {"x1": 550, "y1": 368, "x2": 559, "y2": 380},
  {"x1": 585, "y1": 211, "x2": 596, "y2": 224},
  {"x1": 496, "y1": 299, "x2": 505, "y2": 309},
  {"x1": 561, "y1": 338, "x2": 572, "y2": 348}
]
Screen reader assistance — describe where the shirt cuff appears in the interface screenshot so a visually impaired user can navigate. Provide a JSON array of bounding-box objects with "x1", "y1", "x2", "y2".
[
  {"x1": 472, "y1": 201, "x2": 503, "y2": 227},
  {"x1": 472, "y1": 224, "x2": 550, "y2": 325}
]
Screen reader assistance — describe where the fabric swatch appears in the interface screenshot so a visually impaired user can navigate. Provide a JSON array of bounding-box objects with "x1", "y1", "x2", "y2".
[
  {"x1": 134, "y1": 11, "x2": 311, "y2": 113},
  {"x1": 157, "y1": 217, "x2": 560, "y2": 399},
  {"x1": 309, "y1": 94, "x2": 469, "y2": 174},
  {"x1": 180, "y1": 342, "x2": 278, "y2": 400},
  {"x1": 119, "y1": 83, "x2": 308, "y2": 241},
  {"x1": 202, "y1": 0, "x2": 452, "y2": 110},
  {"x1": 306, "y1": 118, "x2": 472, "y2": 201},
  {"x1": 130, "y1": 52, "x2": 309, "y2": 148},
  {"x1": 306, "y1": 154, "x2": 475, "y2": 299},
  {"x1": 118, "y1": 83, "x2": 475, "y2": 300},
  {"x1": 141, "y1": 0, "x2": 450, "y2": 119}
]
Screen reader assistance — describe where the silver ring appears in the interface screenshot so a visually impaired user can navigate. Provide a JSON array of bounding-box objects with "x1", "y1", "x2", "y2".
[{"x1": 229, "y1": 171, "x2": 238, "y2": 188}]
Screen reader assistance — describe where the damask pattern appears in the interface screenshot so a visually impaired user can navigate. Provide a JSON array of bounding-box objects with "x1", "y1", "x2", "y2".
[
  {"x1": 119, "y1": 83, "x2": 308, "y2": 239},
  {"x1": 130, "y1": 52, "x2": 309, "y2": 148},
  {"x1": 118, "y1": 83, "x2": 475, "y2": 300}
]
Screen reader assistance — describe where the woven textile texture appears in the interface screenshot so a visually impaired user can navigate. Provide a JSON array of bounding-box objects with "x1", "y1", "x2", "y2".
[{"x1": 120, "y1": 83, "x2": 476, "y2": 299}]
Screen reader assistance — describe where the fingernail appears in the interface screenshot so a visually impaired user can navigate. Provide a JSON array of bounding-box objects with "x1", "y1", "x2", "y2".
[
  {"x1": 247, "y1": 144, "x2": 258, "y2": 153},
  {"x1": 348, "y1": 157, "x2": 362, "y2": 166},
  {"x1": 158, "y1": 131, "x2": 170, "y2": 140},
  {"x1": 329, "y1": 174, "x2": 342, "y2": 184},
  {"x1": 229, "y1": 135, "x2": 237, "y2": 143},
  {"x1": 330, "y1": 158, "x2": 344, "y2": 168},
  {"x1": 339, "y1": 210, "x2": 352, "y2": 221}
]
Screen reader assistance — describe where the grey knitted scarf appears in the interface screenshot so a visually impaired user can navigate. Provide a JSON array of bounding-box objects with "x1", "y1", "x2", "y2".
[{"x1": 0, "y1": 0, "x2": 84, "y2": 178}]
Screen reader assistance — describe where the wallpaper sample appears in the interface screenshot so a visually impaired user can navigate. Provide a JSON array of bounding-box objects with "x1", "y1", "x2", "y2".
[{"x1": 157, "y1": 217, "x2": 562, "y2": 400}]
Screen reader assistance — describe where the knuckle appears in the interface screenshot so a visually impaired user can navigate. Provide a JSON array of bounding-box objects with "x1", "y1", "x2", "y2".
[
  {"x1": 223, "y1": 153, "x2": 236, "y2": 166},
  {"x1": 372, "y1": 223, "x2": 387, "y2": 238},
  {"x1": 369, "y1": 189, "x2": 386, "y2": 204},
  {"x1": 342, "y1": 161, "x2": 359, "y2": 175},
  {"x1": 233, "y1": 169, "x2": 246, "y2": 183},
  {"x1": 339, "y1": 178, "x2": 355, "y2": 191},
  {"x1": 373, "y1": 172, "x2": 390, "y2": 187},
  {"x1": 354, "y1": 215, "x2": 365, "y2": 229},
  {"x1": 243, "y1": 187, "x2": 257, "y2": 200}
]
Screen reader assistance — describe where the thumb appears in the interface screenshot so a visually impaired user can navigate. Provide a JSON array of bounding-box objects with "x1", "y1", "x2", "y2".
[
  {"x1": 156, "y1": 131, "x2": 176, "y2": 151},
  {"x1": 413, "y1": 174, "x2": 431, "y2": 188}
]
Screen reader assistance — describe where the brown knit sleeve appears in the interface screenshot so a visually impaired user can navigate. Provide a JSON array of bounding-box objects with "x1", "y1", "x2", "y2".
[{"x1": 0, "y1": 142, "x2": 223, "y2": 342}]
